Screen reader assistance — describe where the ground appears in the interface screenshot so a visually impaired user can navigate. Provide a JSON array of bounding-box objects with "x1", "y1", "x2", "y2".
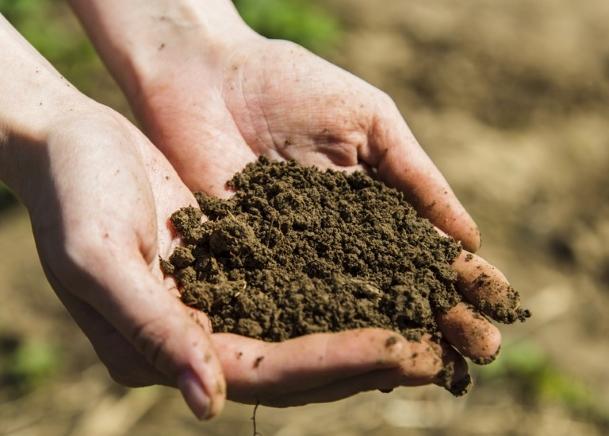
[{"x1": 1, "y1": 0, "x2": 609, "y2": 434}]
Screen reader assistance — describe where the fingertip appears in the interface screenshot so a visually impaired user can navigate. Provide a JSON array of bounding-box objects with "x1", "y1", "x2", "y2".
[
  {"x1": 452, "y1": 252, "x2": 529, "y2": 323},
  {"x1": 187, "y1": 336, "x2": 227, "y2": 418},
  {"x1": 165, "y1": 305, "x2": 226, "y2": 417},
  {"x1": 395, "y1": 335, "x2": 444, "y2": 386},
  {"x1": 176, "y1": 344, "x2": 226, "y2": 420},
  {"x1": 432, "y1": 202, "x2": 481, "y2": 253},
  {"x1": 178, "y1": 370, "x2": 212, "y2": 420},
  {"x1": 431, "y1": 341, "x2": 471, "y2": 396},
  {"x1": 460, "y1": 221, "x2": 481, "y2": 253},
  {"x1": 437, "y1": 302, "x2": 502, "y2": 364}
]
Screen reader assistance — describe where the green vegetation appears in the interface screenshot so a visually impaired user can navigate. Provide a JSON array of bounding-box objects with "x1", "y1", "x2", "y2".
[
  {"x1": 0, "y1": 0, "x2": 340, "y2": 96},
  {"x1": 235, "y1": 0, "x2": 341, "y2": 53},
  {"x1": 0, "y1": 335, "x2": 60, "y2": 393},
  {"x1": 0, "y1": 0, "x2": 102, "y2": 93}
]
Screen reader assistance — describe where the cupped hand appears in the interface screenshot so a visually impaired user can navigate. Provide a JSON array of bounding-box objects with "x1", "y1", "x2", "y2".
[
  {"x1": 18, "y1": 102, "x2": 225, "y2": 419},
  {"x1": 126, "y1": 37, "x2": 523, "y2": 403}
]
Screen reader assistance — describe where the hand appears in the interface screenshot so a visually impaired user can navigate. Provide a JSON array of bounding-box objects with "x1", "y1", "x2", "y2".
[
  {"x1": 0, "y1": 21, "x2": 472, "y2": 413},
  {"x1": 14, "y1": 103, "x2": 233, "y2": 418}
]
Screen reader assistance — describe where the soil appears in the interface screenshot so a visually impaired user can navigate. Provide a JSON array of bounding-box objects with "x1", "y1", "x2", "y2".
[{"x1": 163, "y1": 158, "x2": 464, "y2": 347}]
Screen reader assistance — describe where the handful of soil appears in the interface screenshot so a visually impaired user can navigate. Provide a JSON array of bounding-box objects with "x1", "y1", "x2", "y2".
[{"x1": 163, "y1": 158, "x2": 464, "y2": 345}]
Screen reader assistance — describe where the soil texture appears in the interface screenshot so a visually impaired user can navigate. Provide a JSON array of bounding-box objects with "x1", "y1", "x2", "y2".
[{"x1": 163, "y1": 158, "x2": 464, "y2": 346}]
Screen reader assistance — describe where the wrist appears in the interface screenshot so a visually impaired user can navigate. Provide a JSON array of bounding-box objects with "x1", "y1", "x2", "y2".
[
  {"x1": 0, "y1": 18, "x2": 90, "y2": 195},
  {"x1": 0, "y1": 91, "x2": 92, "y2": 201},
  {"x1": 70, "y1": 0, "x2": 262, "y2": 102}
]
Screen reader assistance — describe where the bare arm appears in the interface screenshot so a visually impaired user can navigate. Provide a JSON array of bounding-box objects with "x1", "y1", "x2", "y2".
[
  {"x1": 67, "y1": 0, "x2": 255, "y2": 103},
  {"x1": 0, "y1": 14, "x2": 80, "y2": 194}
]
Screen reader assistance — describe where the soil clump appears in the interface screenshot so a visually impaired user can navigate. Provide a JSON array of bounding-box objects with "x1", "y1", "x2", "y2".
[{"x1": 163, "y1": 158, "x2": 465, "y2": 346}]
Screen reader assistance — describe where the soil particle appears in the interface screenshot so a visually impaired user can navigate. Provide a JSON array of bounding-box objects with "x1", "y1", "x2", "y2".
[
  {"x1": 385, "y1": 336, "x2": 400, "y2": 348},
  {"x1": 437, "y1": 361, "x2": 472, "y2": 396}
]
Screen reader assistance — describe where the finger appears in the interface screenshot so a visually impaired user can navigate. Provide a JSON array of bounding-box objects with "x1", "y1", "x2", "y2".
[
  {"x1": 46, "y1": 271, "x2": 170, "y2": 387},
  {"x1": 452, "y1": 251, "x2": 531, "y2": 323},
  {"x1": 211, "y1": 329, "x2": 444, "y2": 404},
  {"x1": 261, "y1": 368, "x2": 412, "y2": 407},
  {"x1": 58, "y1": 250, "x2": 226, "y2": 420},
  {"x1": 434, "y1": 341, "x2": 471, "y2": 396},
  {"x1": 254, "y1": 341, "x2": 469, "y2": 407},
  {"x1": 368, "y1": 102, "x2": 480, "y2": 252},
  {"x1": 437, "y1": 302, "x2": 501, "y2": 365}
]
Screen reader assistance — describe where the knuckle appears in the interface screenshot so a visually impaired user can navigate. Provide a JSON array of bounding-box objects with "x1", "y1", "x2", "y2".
[
  {"x1": 129, "y1": 318, "x2": 173, "y2": 372},
  {"x1": 376, "y1": 90, "x2": 397, "y2": 111},
  {"x1": 106, "y1": 366, "x2": 145, "y2": 388}
]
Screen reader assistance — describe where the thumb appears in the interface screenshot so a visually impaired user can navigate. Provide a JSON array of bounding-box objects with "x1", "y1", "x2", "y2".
[
  {"x1": 64, "y1": 248, "x2": 226, "y2": 420},
  {"x1": 369, "y1": 100, "x2": 481, "y2": 252}
]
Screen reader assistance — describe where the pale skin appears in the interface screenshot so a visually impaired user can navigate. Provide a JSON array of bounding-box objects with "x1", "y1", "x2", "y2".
[{"x1": 0, "y1": 0, "x2": 521, "y2": 421}]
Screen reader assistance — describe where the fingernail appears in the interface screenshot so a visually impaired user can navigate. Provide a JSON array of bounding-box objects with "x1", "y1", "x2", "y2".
[{"x1": 178, "y1": 370, "x2": 210, "y2": 420}]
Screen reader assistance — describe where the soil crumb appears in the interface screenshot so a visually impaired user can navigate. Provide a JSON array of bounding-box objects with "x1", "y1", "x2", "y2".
[{"x1": 165, "y1": 158, "x2": 472, "y2": 392}]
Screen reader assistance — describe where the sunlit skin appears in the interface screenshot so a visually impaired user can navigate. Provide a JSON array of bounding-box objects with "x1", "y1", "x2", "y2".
[{"x1": 0, "y1": 1, "x2": 520, "y2": 421}]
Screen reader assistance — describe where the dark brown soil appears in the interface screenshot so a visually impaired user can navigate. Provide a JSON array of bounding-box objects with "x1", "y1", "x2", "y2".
[{"x1": 163, "y1": 157, "x2": 465, "y2": 347}]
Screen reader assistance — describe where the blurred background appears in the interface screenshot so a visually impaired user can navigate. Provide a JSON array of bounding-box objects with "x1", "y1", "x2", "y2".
[{"x1": 1, "y1": 0, "x2": 609, "y2": 434}]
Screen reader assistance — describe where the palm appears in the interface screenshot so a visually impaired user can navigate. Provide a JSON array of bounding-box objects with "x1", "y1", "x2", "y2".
[
  {"x1": 223, "y1": 41, "x2": 377, "y2": 170},
  {"x1": 138, "y1": 43, "x2": 396, "y2": 192}
]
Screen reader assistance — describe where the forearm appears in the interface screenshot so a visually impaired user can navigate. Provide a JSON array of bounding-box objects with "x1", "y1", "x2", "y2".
[
  {"x1": 68, "y1": 0, "x2": 256, "y2": 101},
  {"x1": 0, "y1": 15, "x2": 84, "y2": 198}
]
